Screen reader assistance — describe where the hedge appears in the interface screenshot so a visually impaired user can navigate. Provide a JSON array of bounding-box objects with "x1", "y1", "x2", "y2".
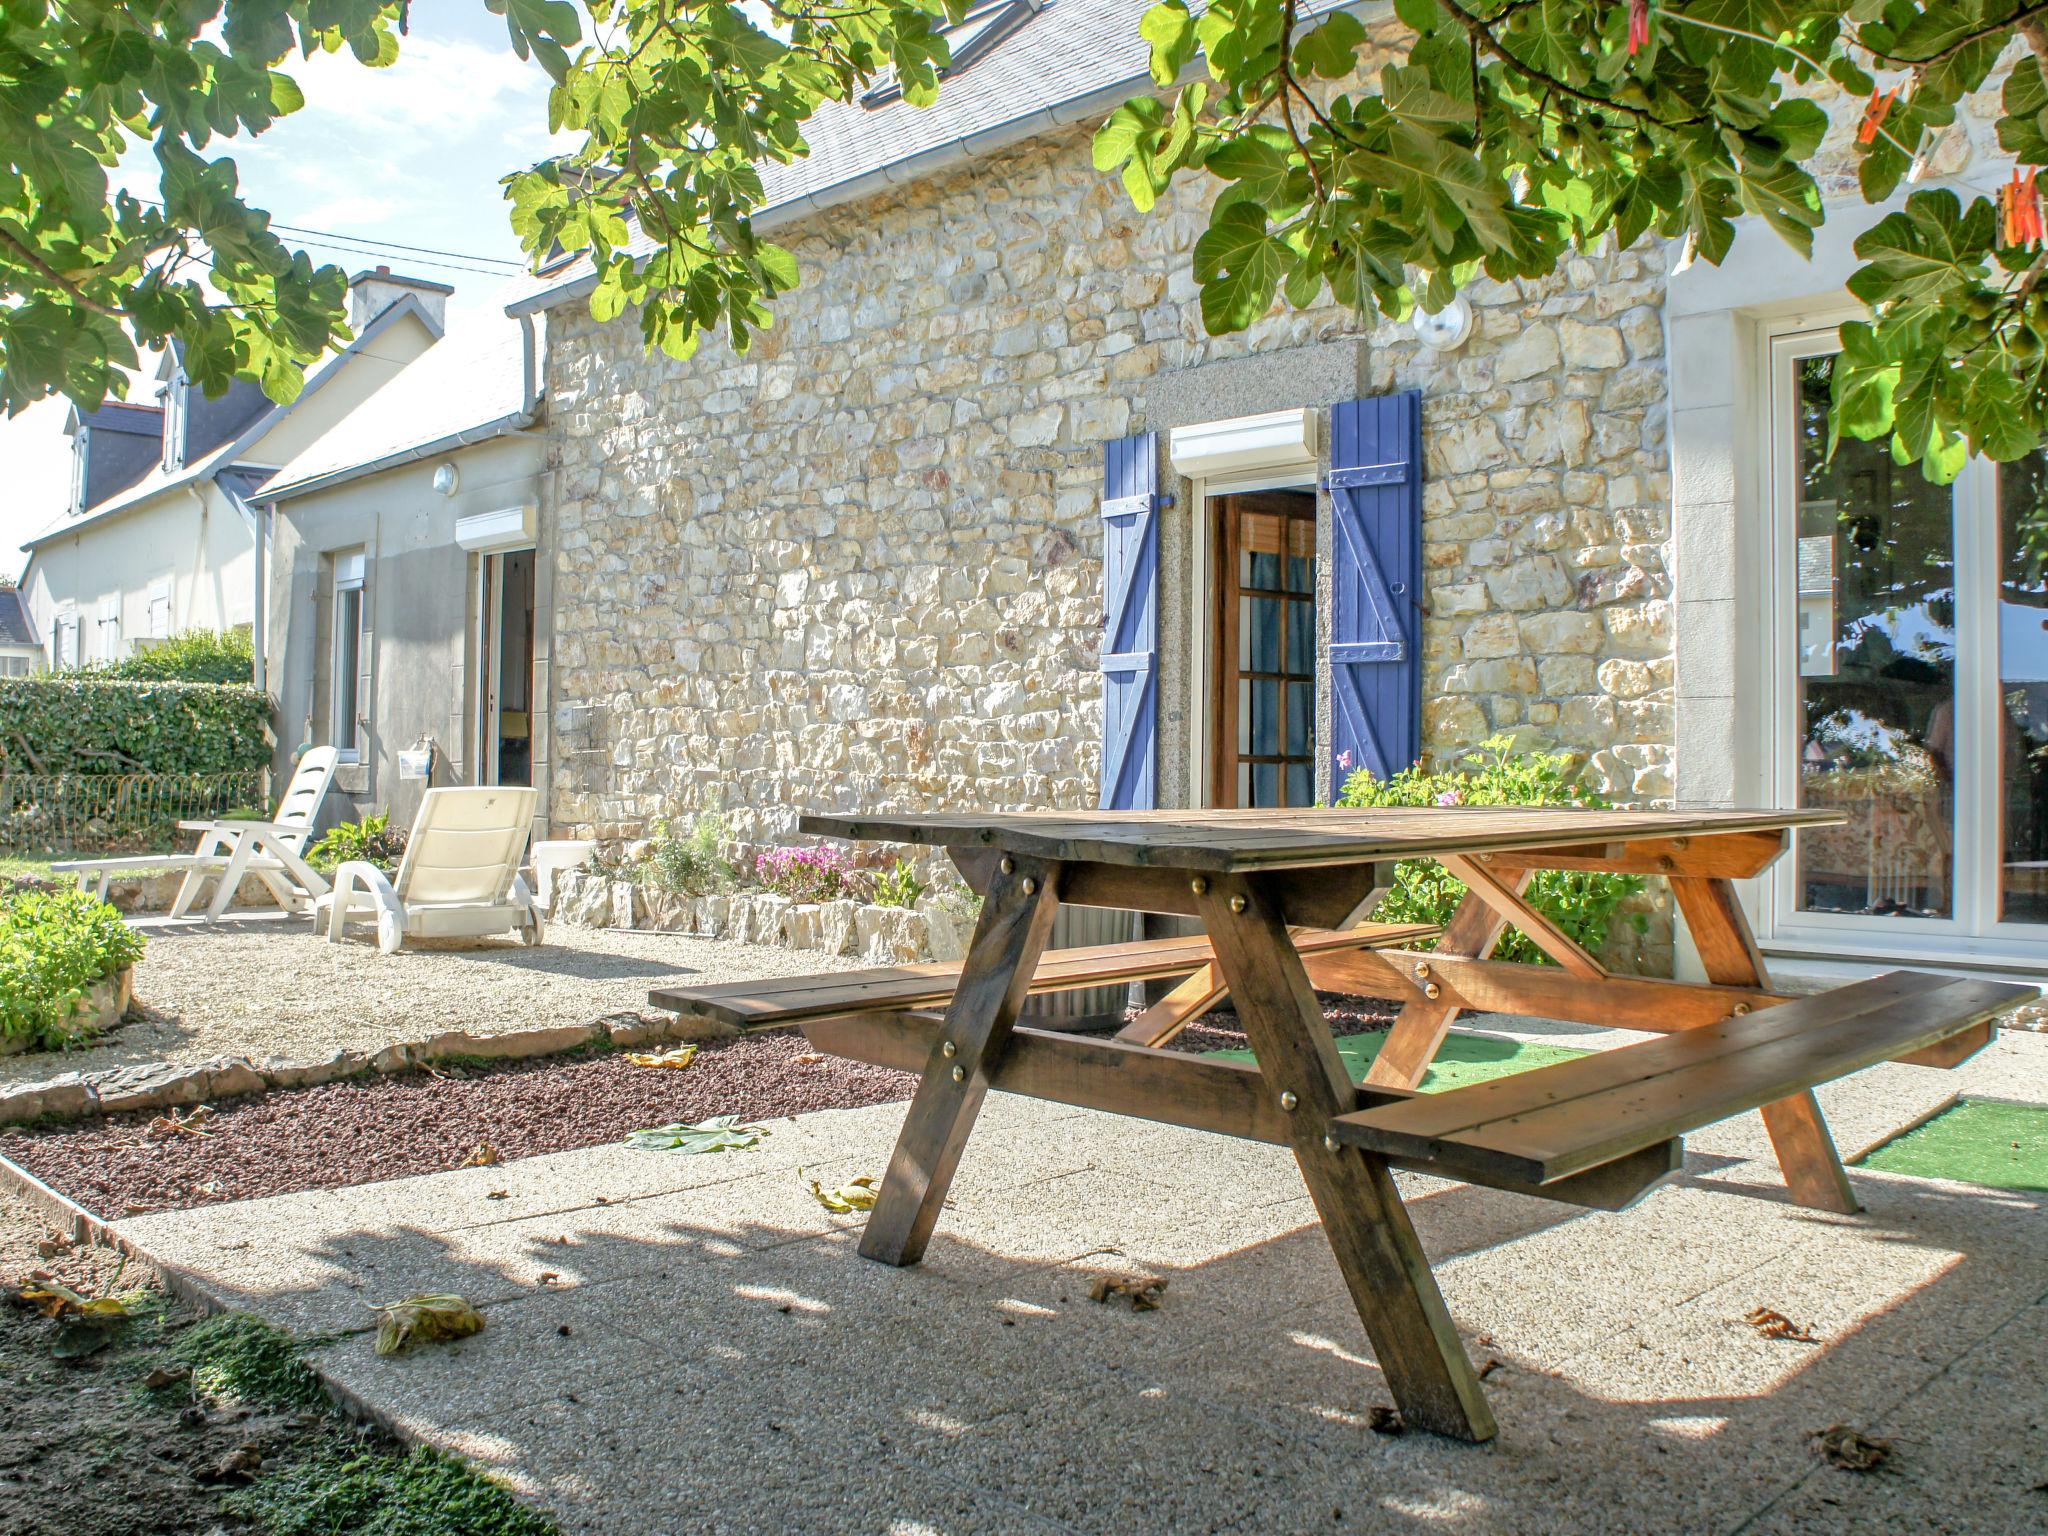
[{"x1": 0, "y1": 675, "x2": 271, "y2": 777}]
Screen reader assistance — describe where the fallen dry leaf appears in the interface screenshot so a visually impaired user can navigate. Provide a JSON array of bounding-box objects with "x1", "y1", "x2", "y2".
[
  {"x1": 144, "y1": 1363, "x2": 192, "y2": 1391},
  {"x1": 486, "y1": 1190, "x2": 509, "y2": 1201},
  {"x1": 35, "y1": 1234, "x2": 73, "y2": 1259},
  {"x1": 1367, "y1": 1406, "x2": 1405, "y2": 1436},
  {"x1": 1813, "y1": 1424, "x2": 1891, "y2": 1471},
  {"x1": 1087, "y1": 1273, "x2": 1168, "y2": 1311},
  {"x1": 1745, "y1": 1307, "x2": 1819, "y2": 1343},
  {"x1": 459, "y1": 1142, "x2": 501, "y2": 1169},
  {"x1": 536, "y1": 1272, "x2": 561, "y2": 1286},
  {"x1": 793, "y1": 1052, "x2": 826, "y2": 1065},
  {"x1": 371, "y1": 1294, "x2": 485, "y2": 1356},
  {"x1": 624, "y1": 1044, "x2": 699, "y2": 1070},
  {"x1": 804, "y1": 1171, "x2": 880, "y2": 1214},
  {"x1": 1477, "y1": 1357, "x2": 1505, "y2": 1380}
]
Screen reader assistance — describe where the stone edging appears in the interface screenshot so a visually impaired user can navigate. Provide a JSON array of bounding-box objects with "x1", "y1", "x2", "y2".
[
  {"x1": 0, "y1": 1008, "x2": 720, "y2": 1131},
  {"x1": 551, "y1": 871, "x2": 972, "y2": 963}
]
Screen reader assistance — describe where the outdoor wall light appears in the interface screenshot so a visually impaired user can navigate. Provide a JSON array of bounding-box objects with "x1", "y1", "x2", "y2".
[
  {"x1": 1413, "y1": 294, "x2": 1475, "y2": 353},
  {"x1": 433, "y1": 463, "x2": 459, "y2": 496}
]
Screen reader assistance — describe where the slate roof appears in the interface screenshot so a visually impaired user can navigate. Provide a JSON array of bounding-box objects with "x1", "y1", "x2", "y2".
[
  {"x1": 506, "y1": 0, "x2": 1363, "y2": 315},
  {"x1": 0, "y1": 587, "x2": 37, "y2": 648},
  {"x1": 260, "y1": 320, "x2": 531, "y2": 500}
]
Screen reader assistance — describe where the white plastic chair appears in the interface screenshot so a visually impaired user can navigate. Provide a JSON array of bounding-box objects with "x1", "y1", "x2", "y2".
[
  {"x1": 54, "y1": 747, "x2": 340, "y2": 921},
  {"x1": 314, "y1": 786, "x2": 543, "y2": 953}
]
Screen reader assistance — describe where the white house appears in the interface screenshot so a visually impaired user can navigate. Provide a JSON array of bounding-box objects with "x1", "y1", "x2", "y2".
[{"x1": 16, "y1": 268, "x2": 453, "y2": 686}]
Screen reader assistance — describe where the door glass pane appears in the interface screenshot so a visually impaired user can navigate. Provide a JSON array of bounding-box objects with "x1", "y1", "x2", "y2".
[
  {"x1": 1251, "y1": 762, "x2": 1279, "y2": 806},
  {"x1": 1286, "y1": 598, "x2": 1314, "y2": 673},
  {"x1": 1242, "y1": 679, "x2": 1280, "y2": 755},
  {"x1": 334, "y1": 586, "x2": 363, "y2": 755},
  {"x1": 1790, "y1": 354, "x2": 1955, "y2": 919},
  {"x1": 1286, "y1": 681, "x2": 1313, "y2": 755},
  {"x1": 1998, "y1": 456, "x2": 2048, "y2": 923},
  {"x1": 1286, "y1": 762, "x2": 1312, "y2": 807},
  {"x1": 1241, "y1": 596, "x2": 1282, "y2": 671}
]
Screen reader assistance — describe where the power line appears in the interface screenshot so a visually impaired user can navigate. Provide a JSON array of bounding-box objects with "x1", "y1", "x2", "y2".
[{"x1": 127, "y1": 196, "x2": 526, "y2": 274}]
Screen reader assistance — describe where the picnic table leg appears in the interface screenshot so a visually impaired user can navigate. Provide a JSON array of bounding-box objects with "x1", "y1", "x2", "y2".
[
  {"x1": 1198, "y1": 873, "x2": 1497, "y2": 1442},
  {"x1": 1361, "y1": 875, "x2": 1529, "y2": 1091},
  {"x1": 1671, "y1": 875, "x2": 1859, "y2": 1214},
  {"x1": 859, "y1": 854, "x2": 1062, "y2": 1268}
]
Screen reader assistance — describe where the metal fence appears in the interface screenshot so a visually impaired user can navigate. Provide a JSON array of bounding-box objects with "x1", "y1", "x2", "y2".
[{"x1": 0, "y1": 770, "x2": 267, "y2": 855}]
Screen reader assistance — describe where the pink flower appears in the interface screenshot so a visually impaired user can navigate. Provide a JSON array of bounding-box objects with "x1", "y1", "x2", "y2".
[
  {"x1": 1435, "y1": 788, "x2": 1465, "y2": 807},
  {"x1": 1336, "y1": 750, "x2": 1353, "y2": 771}
]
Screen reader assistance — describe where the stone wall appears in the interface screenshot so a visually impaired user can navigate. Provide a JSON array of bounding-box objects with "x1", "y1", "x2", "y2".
[{"x1": 542, "y1": 123, "x2": 1678, "y2": 856}]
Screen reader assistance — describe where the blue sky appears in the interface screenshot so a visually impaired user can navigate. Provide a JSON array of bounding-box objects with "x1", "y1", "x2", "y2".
[{"x1": 2, "y1": 7, "x2": 566, "y2": 577}]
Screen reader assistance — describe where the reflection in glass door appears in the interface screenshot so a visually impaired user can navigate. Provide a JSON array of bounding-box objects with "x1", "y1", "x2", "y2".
[
  {"x1": 1769, "y1": 331, "x2": 2048, "y2": 962},
  {"x1": 1787, "y1": 352, "x2": 1956, "y2": 919},
  {"x1": 1997, "y1": 459, "x2": 2048, "y2": 922}
]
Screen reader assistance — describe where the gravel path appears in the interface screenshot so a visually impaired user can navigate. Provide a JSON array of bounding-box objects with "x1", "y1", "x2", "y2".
[{"x1": 0, "y1": 920, "x2": 866, "y2": 1089}]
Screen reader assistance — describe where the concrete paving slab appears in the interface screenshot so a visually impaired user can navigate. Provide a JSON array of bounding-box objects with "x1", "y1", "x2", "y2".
[{"x1": 110, "y1": 1028, "x2": 2048, "y2": 1536}]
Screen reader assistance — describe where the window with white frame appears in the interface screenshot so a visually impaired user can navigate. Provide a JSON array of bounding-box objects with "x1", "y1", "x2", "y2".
[
  {"x1": 0, "y1": 655, "x2": 29, "y2": 678},
  {"x1": 161, "y1": 371, "x2": 187, "y2": 472},
  {"x1": 68, "y1": 428, "x2": 89, "y2": 514},
  {"x1": 146, "y1": 579, "x2": 172, "y2": 640},
  {"x1": 331, "y1": 551, "x2": 367, "y2": 760}
]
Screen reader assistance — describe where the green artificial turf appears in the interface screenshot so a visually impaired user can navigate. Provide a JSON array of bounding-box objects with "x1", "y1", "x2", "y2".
[
  {"x1": 1206, "y1": 1028, "x2": 1589, "y2": 1091},
  {"x1": 1855, "y1": 1097, "x2": 2048, "y2": 1193}
]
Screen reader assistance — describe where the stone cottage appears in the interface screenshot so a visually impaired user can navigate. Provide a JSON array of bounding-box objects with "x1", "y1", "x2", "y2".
[{"x1": 507, "y1": 0, "x2": 2048, "y2": 989}]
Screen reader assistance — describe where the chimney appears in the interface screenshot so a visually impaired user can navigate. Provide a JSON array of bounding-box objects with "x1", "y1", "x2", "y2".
[{"x1": 347, "y1": 264, "x2": 454, "y2": 330}]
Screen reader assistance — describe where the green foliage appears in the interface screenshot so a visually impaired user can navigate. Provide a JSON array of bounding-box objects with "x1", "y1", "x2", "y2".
[
  {"x1": 97, "y1": 629, "x2": 255, "y2": 686},
  {"x1": 868, "y1": 856, "x2": 927, "y2": 910},
  {"x1": 1337, "y1": 735, "x2": 1647, "y2": 966},
  {"x1": 638, "y1": 812, "x2": 732, "y2": 895},
  {"x1": 226, "y1": 1445, "x2": 557, "y2": 1536},
  {"x1": 0, "y1": 882, "x2": 145, "y2": 1052},
  {"x1": 171, "y1": 1312, "x2": 328, "y2": 1412},
  {"x1": 1091, "y1": 0, "x2": 2048, "y2": 480},
  {"x1": 0, "y1": 676, "x2": 270, "y2": 776},
  {"x1": 305, "y1": 812, "x2": 406, "y2": 876},
  {"x1": 16, "y1": 3, "x2": 2048, "y2": 479}
]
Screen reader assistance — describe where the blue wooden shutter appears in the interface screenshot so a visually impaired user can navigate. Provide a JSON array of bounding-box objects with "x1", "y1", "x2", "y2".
[
  {"x1": 1099, "y1": 431, "x2": 1160, "y2": 810},
  {"x1": 1328, "y1": 392, "x2": 1422, "y2": 792}
]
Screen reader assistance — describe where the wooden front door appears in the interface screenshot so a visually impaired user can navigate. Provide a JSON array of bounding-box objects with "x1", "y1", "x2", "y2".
[{"x1": 1211, "y1": 489, "x2": 1318, "y2": 808}]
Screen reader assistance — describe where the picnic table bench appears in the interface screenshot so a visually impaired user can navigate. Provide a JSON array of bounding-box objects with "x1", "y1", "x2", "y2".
[{"x1": 651, "y1": 805, "x2": 2037, "y2": 1443}]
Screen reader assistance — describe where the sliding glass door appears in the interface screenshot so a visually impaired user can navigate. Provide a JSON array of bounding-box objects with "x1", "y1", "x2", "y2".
[{"x1": 1766, "y1": 330, "x2": 2048, "y2": 964}]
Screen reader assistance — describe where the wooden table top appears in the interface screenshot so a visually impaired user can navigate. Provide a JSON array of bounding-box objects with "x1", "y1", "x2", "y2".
[{"x1": 799, "y1": 805, "x2": 1844, "y2": 873}]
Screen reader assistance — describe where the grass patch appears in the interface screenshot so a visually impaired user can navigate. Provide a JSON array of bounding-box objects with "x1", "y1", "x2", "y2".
[
  {"x1": 1205, "y1": 1028, "x2": 1588, "y2": 1091},
  {"x1": 1856, "y1": 1097, "x2": 2048, "y2": 1192},
  {"x1": 170, "y1": 1312, "x2": 328, "y2": 1411},
  {"x1": 226, "y1": 1446, "x2": 555, "y2": 1536}
]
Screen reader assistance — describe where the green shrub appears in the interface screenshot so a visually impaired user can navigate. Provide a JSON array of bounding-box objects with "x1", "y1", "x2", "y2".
[
  {"x1": 97, "y1": 628, "x2": 254, "y2": 685},
  {"x1": 0, "y1": 675, "x2": 270, "y2": 777},
  {"x1": 638, "y1": 812, "x2": 732, "y2": 895},
  {"x1": 868, "y1": 857, "x2": 926, "y2": 909},
  {"x1": 306, "y1": 812, "x2": 407, "y2": 876},
  {"x1": 1337, "y1": 734, "x2": 1647, "y2": 965},
  {"x1": 0, "y1": 883, "x2": 146, "y2": 1051}
]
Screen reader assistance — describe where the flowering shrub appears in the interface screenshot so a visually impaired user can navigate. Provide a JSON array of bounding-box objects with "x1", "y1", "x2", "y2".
[
  {"x1": 753, "y1": 844, "x2": 852, "y2": 902},
  {"x1": 1337, "y1": 734, "x2": 1647, "y2": 966}
]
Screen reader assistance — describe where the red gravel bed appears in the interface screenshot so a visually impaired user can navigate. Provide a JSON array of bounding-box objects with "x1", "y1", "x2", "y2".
[
  {"x1": 1, "y1": 1033, "x2": 916, "y2": 1218},
  {"x1": 0, "y1": 993, "x2": 1398, "y2": 1219}
]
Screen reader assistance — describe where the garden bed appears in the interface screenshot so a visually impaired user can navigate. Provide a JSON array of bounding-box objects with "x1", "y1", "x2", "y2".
[{"x1": 2, "y1": 997, "x2": 1399, "y2": 1218}]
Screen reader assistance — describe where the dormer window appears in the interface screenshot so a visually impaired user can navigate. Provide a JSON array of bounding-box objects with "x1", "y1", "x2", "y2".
[
  {"x1": 860, "y1": 0, "x2": 1049, "y2": 108},
  {"x1": 161, "y1": 371, "x2": 188, "y2": 473},
  {"x1": 69, "y1": 427, "x2": 89, "y2": 516}
]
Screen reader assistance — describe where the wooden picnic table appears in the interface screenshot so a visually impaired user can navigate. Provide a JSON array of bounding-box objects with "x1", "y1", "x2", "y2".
[{"x1": 753, "y1": 805, "x2": 2036, "y2": 1442}]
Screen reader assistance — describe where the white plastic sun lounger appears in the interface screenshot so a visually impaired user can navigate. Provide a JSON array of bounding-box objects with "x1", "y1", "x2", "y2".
[
  {"x1": 314, "y1": 785, "x2": 543, "y2": 953},
  {"x1": 53, "y1": 747, "x2": 340, "y2": 922}
]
